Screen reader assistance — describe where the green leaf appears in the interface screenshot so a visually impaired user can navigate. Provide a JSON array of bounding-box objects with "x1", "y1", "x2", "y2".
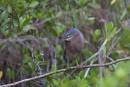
[
  {"x1": 7, "y1": 68, "x2": 16, "y2": 79},
  {"x1": 120, "y1": 29, "x2": 130, "y2": 49},
  {"x1": 105, "y1": 22, "x2": 113, "y2": 30},
  {"x1": 115, "y1": 68, "x2": 126, "y2": 78},
  {"x1": 120, "y1": 9, "x2": 127, "y2": 20},
  {"x1": 7, "y1": 5, "x2": 12, "y2": 13},
  {"x1": 105, "y1": 22, "x2": 117, "y2": 41},
  {"x1": 55, "y1": 23, "x2": 65, "y2": 36},
  {"x1": 20, "y1": 16, "x2": 31, "y2": 30},
  {"x1": 94, "y1": 29, "x2": 101, "y2": 38},
  {"x1": 75, "y1": 0, "x2": 88, "y2": 6},
  {"x1": 92, "y1": 29, "x2": 101, "y2": 42},
  {"x1": 29, "y1": 1, "x2": 39, "y2": 8},
  {"x1": 111, "y1": 0, "x2": 116, "y2": 5}
]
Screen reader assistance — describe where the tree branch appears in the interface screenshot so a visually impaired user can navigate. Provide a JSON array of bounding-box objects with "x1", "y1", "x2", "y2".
[{"x1": 1, "y1": 57, "x2": 130, "y2": 87}]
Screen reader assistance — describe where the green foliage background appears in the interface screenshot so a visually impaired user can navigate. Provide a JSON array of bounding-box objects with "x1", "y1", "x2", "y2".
[{"x1": 0, "y1": 0, "x2": 130, "y2": 87}]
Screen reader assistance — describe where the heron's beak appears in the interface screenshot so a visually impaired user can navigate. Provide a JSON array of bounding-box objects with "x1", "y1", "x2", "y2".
[{"x1": 64, "y1": 35, "x2": 73, "y2": 41}]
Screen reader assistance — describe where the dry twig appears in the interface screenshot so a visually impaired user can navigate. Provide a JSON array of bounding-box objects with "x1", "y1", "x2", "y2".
[{"x1": 1, "y1": 57, "x2": 130, "y2": 87}]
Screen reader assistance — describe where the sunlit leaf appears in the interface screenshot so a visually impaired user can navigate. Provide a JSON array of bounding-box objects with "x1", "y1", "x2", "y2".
[
  {"x1": 75, "y1": 0, "x2": 88, "y2": 6},
  {"x1": 105, "y1": 22, "x2": 117, "y2": 41},
  {"x1": 29, "y1": 1, "x2": 39, "y2": 8},
  {"x1": 111, "y1": 0, "x2": 116, "y2": 5},
  {"x1": 115, "y1": 68, "x2": 126, "y2": 78},
  {"x1": 0, "y1": 71, "x2": 3, "y2": 80}
]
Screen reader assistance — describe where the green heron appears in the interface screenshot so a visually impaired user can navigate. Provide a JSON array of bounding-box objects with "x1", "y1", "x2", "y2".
[{"x1": 63, "y1": 28, "x2": 85, "y2": 65}]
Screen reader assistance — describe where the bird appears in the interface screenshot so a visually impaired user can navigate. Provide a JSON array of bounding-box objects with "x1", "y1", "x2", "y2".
[{"x1": 63, "y1": 28, "x2": 85, "y2": 65}]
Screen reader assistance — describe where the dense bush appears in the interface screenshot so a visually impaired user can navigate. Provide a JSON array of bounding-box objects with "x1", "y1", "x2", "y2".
[{"x1": 0, "y1": 0, "x2": 130, "y2": 87}]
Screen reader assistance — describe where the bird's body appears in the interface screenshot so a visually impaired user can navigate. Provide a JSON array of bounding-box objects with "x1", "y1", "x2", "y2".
[
  {"x1": 63, "y1": 28, "x2": 85, "y2": 65},
  {"x1": 64, "y1": 29, "x2": 84, "y2": 54}
]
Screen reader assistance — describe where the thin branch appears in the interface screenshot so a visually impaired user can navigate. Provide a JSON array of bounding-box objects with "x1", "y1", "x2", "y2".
[
  {"x1": 107, "y1": 36, "x2": 120, "y2": 56},
  {"x1": 1, "y1": 57, "x2": 130, "y2": 87},
  {"x1": 84, "y1": 59, "x2": 96, "y2": 78},
  {"x1": 83, "y1": 39, "x2": 108, "y2": 64}
]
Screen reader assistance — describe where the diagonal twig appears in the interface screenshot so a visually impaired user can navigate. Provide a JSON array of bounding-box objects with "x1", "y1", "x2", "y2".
[{"x1": 1, "y1": 57, "x2": 130, "y2": 87}]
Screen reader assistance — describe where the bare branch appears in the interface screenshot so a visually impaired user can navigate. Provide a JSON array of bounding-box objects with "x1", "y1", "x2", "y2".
[{"x1": 1, "y1": 57, "x2": 130, "y2": 87}]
